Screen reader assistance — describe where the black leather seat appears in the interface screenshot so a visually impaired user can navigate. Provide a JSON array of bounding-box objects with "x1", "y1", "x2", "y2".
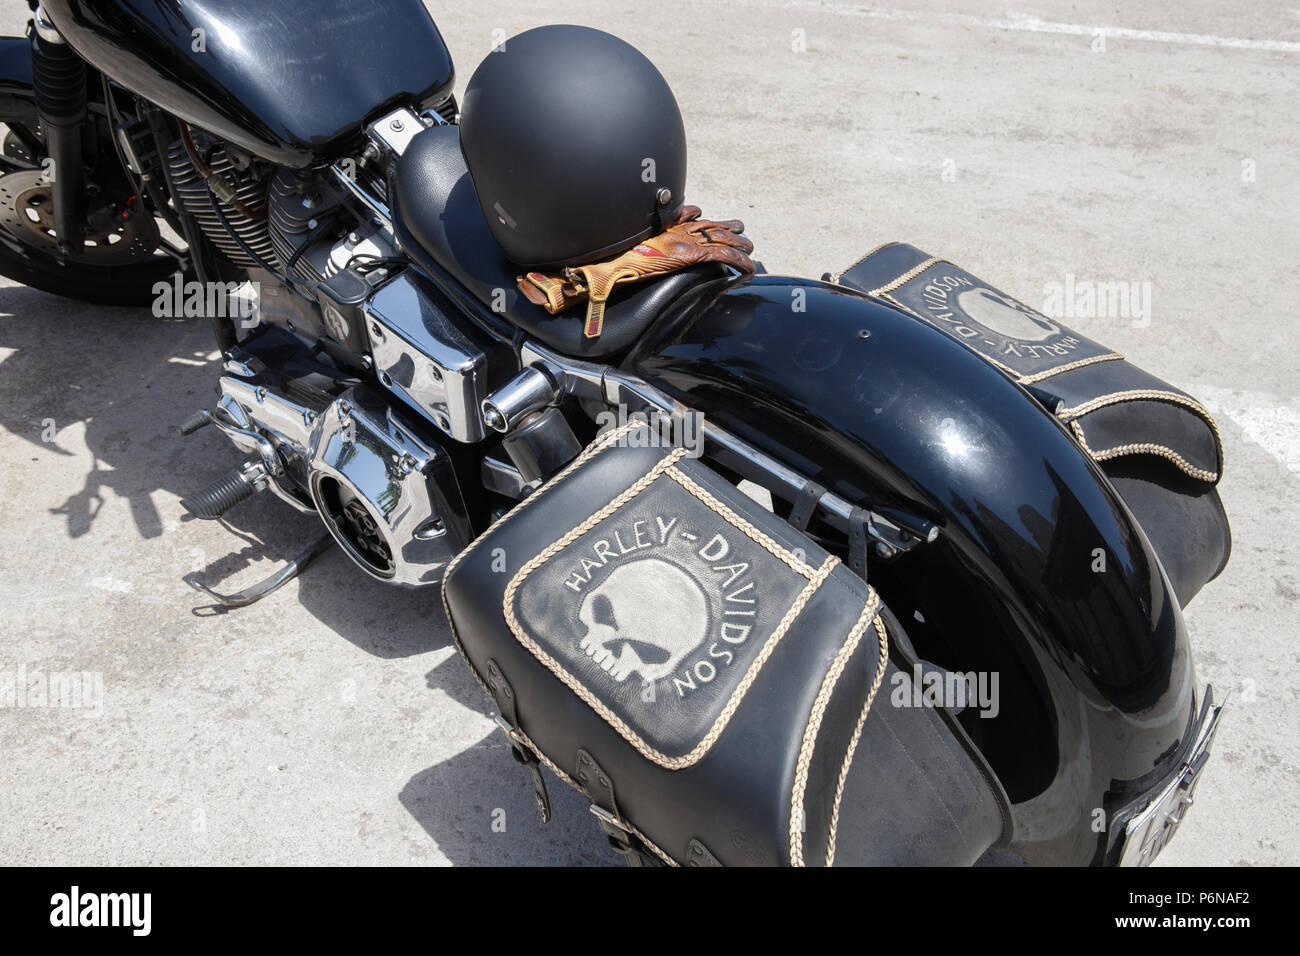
[{"x1": 391, "y1": 125, "x2": 727, "y2": 358}]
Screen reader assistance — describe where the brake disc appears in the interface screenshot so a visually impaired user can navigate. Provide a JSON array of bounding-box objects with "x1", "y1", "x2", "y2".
[
  {"x1": 0, "y1": 168, "x2": 160, "y2": 265},
  {"x1": 2, "y1": 129, "x2": 33, "y2": 166}
]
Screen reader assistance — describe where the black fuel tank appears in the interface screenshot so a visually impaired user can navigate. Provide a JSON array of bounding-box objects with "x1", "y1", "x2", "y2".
[{"x1": 42, "y1": 0, "x2": 454, "y2": 167}]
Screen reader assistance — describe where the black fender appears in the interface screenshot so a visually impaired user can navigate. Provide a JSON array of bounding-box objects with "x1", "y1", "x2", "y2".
[
  {"x1": 0, "y1": 34, "x2": 35, "y2": 110},
  {"x1": 626, "y1": 274, "x2": 1200, "y2": 865}
]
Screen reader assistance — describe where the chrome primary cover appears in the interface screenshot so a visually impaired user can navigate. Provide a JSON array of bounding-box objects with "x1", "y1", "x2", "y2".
[{"x1": 308, "y1": 386, "x2": 457, "y2": 586}]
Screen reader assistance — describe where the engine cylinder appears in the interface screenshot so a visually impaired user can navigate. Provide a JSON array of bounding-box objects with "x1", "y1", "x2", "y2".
[{"x1": 166, "y1": 137, "x2": 277, "y2": 269}]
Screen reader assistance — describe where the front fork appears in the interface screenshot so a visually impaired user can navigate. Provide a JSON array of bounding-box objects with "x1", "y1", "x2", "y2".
[{"x1": 29, "y1": 5, "x2": 85, "y2": 256}]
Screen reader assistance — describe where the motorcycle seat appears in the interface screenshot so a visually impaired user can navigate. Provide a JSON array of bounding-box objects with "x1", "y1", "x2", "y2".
[{"x1": 391, "y1": 125, "x2": 727, "y2": 358}]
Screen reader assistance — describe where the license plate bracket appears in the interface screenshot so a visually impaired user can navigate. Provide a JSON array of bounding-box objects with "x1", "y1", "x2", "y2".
[{"x1": 1119, "y1": 690, "x2": 1223, "y2": 866}]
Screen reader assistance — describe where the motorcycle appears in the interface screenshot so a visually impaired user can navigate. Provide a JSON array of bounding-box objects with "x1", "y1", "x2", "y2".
[{"x1": 0, "y1": 1, "x2": 1230, "y2": 866}]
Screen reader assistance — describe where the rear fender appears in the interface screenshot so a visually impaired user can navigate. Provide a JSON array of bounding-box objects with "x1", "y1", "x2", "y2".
[{"x1": 626, "y1": 274, "x2": 1198, "y2": 865}]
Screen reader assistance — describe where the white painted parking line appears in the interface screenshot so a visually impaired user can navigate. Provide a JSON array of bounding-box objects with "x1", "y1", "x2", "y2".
[
  {"x1": 1196, "y1": 386, "x2": 1300, "y2": 476},
  {"x1": 720, "y1": 1, "x2": 1300, "y2": 53}
]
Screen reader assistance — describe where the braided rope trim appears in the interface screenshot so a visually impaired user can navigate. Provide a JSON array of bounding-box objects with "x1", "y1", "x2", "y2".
[
  {"x1": 864, "y1": 258, "x2": 1128, "y2": 387},
  {"x1": 825, "y1": 241, "x2": 907, "y2": 286},
  {"x1": 1062, "y1": 388, "x2": 1224, "y2": 481},
  {"x1": 1058, "y1": 387, "x2": 1219, "y2": 430},
  {"x1": 439, "y1": 421, "x2": 692, "y2": 864},
  {"x1": 439, "y1": 420, "x2": 658, "y2": 702},
  {"x1": 1019, "y1": 351, "x2": 1125, "y2": 384},
  {"x1": 505, "y1": 507, "x2": 839, "y2": 771},
  {"x1": 663, "y1": 465, "x2": 816, "y2": 576},
  {"x1": 788, "y1": 594, "x2": 885, "y2": 867},
  {"x1": 880, "y1": 290, "x2": 1126, "y2": 385},
  {"x1": 497, "y1": 426, "x2": 843, "y2": 770},
  {"x1": 867, "y1": 264, "x2": 1224, "y2": 482},
  {"x1": 825, "y1": 616, "x2": 892, "y2": 867},
  {"x1": 1068, "y1": 419, "x2": 1220, "y2": 483},
  {"x1": 866, "y1": 256, "x2": 943, "y2": 296}
]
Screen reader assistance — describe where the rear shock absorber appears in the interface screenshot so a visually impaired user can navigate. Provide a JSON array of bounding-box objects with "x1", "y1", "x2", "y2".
[{"x1": 30, "y1": 5, "x2": 87, "y2": 256}]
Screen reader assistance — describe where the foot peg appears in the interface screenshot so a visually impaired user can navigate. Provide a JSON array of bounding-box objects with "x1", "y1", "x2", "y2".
[
  {"x1": 176, "y1": 409, "x2": 213, "y2": 436},
  {"x1": 180, "y1": 461, "x2": 267, "y2": 519}
]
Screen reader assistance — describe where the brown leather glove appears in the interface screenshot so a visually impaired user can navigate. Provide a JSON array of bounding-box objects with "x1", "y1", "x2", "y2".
[{"x1": 518, "y1": 205, "x2": 756, "y2": 337}]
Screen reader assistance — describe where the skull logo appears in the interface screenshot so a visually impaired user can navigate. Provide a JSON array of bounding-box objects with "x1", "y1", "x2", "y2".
[
  {"x1": 577, "y1": 558, "x2": 710, "y2": 684},
  {"x1": 956, "y1": 287, "x2": 1061, "y2": 342}
]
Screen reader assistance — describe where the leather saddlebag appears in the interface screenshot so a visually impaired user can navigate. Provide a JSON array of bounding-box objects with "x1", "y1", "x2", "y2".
[
  {"x1": 442, "y1": 420, "x2": 1010, "y2": 865},
  {"x1": 829, "y1": 243, "x2": 1230, "y2": 606}
]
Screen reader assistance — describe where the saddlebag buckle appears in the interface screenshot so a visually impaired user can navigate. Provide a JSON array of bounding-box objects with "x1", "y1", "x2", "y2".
[
  {"x1": 578, "y1": 749, "x2": 659, "y2": 867},
  {"x1": 487, "y1": 660, "x2": 551, "y2": 825}
]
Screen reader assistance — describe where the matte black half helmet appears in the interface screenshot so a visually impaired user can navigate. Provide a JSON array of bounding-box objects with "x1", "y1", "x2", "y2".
[{"x1": 459, "y1": 25, "x2": 687, "y2": 269}]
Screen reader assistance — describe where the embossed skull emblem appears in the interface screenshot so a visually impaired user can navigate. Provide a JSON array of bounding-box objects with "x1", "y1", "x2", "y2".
[
  {"x1": 957, "y1": 287, "x2": 1061, "y2": 342},
  {"x1": 577, "y1": 558, "x2": 710, "y2": 683}
]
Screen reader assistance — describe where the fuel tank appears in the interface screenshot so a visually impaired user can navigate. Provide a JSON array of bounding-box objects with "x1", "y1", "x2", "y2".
[
  {"x1": 41, "y1": 0, "x2": 454, "y2": 166},
  {"x1": 627, "y1": 275, "x2": 1200, "y2": 865}
]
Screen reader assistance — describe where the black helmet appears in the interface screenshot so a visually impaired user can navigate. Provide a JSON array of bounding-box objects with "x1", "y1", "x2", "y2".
[{"x1": 459, "y1": 25, "x2": 687, "y2": 269}]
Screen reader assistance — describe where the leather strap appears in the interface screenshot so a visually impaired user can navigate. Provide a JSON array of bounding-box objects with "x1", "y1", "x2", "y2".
[
  {"x1": 576, "y1": 748, "x2": 659, "y2": 867},
  {"x1": 686, "y1": 839, "x2": 723, "y2": 867},
  {"x1": 583, "y1": 297, "x2": 607, "y2": 339},
  {"x1": 848, "y1": 506, "x2": 871, "y2": 581},
  {"x1": 486, "y1": 659, "x2": 551, "y2": 824},
  {"x1": 789, "y1": 479, "x2": 826, "y2": 532}
]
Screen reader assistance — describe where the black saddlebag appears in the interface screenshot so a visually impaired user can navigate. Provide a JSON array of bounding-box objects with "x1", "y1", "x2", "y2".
[
  {"x1": 829, "y1": 243, "x2": 1230, "y2": 606},
  {"x1": 442, "y1": 421, "x2": 1010, "y2": 866}
]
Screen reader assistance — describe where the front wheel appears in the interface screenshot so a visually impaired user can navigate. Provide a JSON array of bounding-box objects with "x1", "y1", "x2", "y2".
[
  {"x1": 0, "y1": 231, "x2": 180, "y2": 306},
  {"x1": 0, "y1": 118, "x2": 181, "y2": 307}
]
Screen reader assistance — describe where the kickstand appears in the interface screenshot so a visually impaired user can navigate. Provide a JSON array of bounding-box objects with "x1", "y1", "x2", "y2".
[{"x1": 186, "y1": 534, "x2": 334, "y2": 610}]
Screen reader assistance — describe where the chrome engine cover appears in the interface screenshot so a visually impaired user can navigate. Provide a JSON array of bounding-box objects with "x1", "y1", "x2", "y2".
[
  {"x1": 308, "y1": 386, "x2": 462, "y2": 586},
  {"x1": 363, "y1": 270, "x2": 508, "y2": 444},
  {"x1": 212, "y1": 367, "x2": 463, "y2": 586}
]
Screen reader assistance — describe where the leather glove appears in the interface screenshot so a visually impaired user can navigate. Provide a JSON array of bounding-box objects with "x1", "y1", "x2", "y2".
[{"x1": 518, "y1": 205, "x2": 756, "y2": 338}]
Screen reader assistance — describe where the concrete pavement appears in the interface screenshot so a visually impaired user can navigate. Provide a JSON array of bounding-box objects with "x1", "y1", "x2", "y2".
[{"x1": 1, "y1": 0, "x2": 1296, "y2": 865}]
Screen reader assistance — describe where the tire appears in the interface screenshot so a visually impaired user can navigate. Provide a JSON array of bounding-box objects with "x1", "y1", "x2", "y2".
[
  {"x1": 0, "y1": 96, "x2": 181, "y2": 307},
  {"x1": 0, "y1": 237, "x2": 180, "y2": 306}
]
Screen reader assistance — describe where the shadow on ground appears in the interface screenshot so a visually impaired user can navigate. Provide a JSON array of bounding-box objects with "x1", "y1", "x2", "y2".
[
  {"x1": 0, "y1": 284, "x2": 447, "y2": 657},
  {"x1": 399, "y1": 654, "x2": 611, "y2": 866},
  {"x1": 0, "y1": 284, "x2": 614, "y2": 863}
]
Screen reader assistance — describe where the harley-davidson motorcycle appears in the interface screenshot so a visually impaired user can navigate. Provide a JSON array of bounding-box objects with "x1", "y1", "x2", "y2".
[{"x1": 1, "y1": 1, "x2": 1231, "y2": 866}]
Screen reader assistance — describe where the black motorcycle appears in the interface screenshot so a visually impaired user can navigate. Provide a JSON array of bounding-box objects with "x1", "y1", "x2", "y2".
[{"x1": 0, "y1": 1, "x2": 1230, "y2": 866}]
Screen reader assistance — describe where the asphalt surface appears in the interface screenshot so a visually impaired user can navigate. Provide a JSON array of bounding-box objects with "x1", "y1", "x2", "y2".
[{"x1": 1, "y1": 0, "x2": 1296, "y2": 866}]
